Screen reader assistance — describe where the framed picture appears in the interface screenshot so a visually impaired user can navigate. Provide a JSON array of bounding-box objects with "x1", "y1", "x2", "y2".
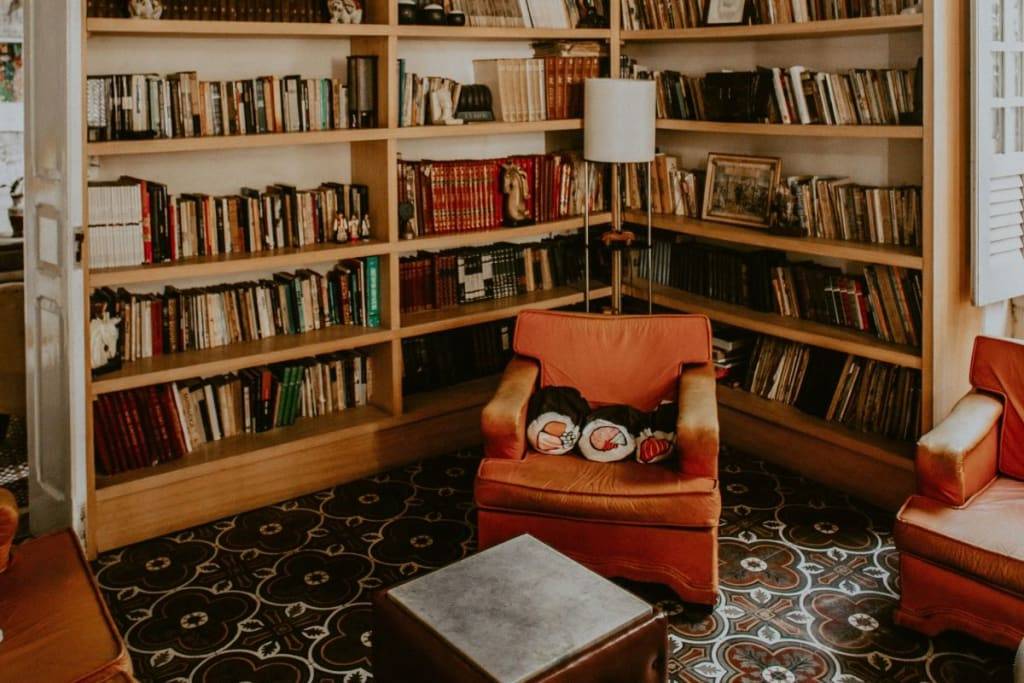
[
  {"x1": 701, "y1": 153, "x2": 782, "y2": 228},
  {"x1": 705, "y1": 0, "x2": 747, "y2": 26}
]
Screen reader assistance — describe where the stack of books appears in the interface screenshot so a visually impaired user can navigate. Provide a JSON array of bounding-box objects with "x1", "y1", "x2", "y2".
[
  {"x1": 620, "y1": 0, "x2": 916, "y2": 30},
  {"x1": 713, "y1": 325, "x2": 754, "y2": 386},
  {"x1": 775, "y1": 177, "x2": 921, "y2": 246},
  {"x1": 402, "y1": 319, "x2": 515, "y2": 394},
  {"x1": 742, "y1": 334, "x2": 920, "y2": 440},
  {"x1": 637, "y1": 239, "x2": 923, "y2": 346},
  {"x1": 86, "y1": 59, "x2": 377, "y2": 141},
  {"x1": 93, "y1": 351, "x2": 373, "y2": 475},
  {"x1": 446, "y1": 0, "x2": 607, "y2": 28},
  {"x1": 397, "y1": 66, "x2": 462, "y2": 128},
  {"x1": 473, "y1": 54, "x2": 601, "y2": 122},
  {"x1": 90, "y1": 257, "x2": 381, "y2": 365},
  {"x1": 399, "y1": 235, "x2": 585, "y2": 313},
  {"x1": 622, "y1": 155, "x2": 702, "y2": 216},
  {"x1": 397, "y1": 152, "x2": 605, "y2": 236},
  {"x1": 87, "y1": 177, "x2": 370, "y2": 269},
  {"x1": 87, "y1": 0, "x2": 332, "y2": 21}
]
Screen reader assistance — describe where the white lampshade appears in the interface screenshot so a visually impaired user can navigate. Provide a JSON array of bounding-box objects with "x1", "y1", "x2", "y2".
[{"x1": 583, "y1": 78, "x2": 656, "y2": 163}]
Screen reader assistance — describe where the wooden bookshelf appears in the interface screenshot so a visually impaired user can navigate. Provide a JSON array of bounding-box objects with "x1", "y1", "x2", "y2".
[
  {"x1": 393, "y1": 119, "x2": 583, "y2": 139},
  {"x1": 87, "y1": 128, "x2": 392, "y2": 156},
  {"x1": 393, "y1": 25, "x2": 612, "y2": 40},
  {"x1": 398, "y1": 214, "x2": 611, "y2": 251},
  {"x1": 89, "y1": 239, "x2": 391, "y2": 287},
  {"x1": 87, "y1": 17, "x2": 393, "y2": 37},
  {"x1": 622, "y1": 14, "x2": 923, "y2": 42},
  {"x1": 656, "y1": 120, "x2": 924, "y2": 138},
  {"x1": 623, "y1": 211, "x2": 923, "y2": 268},
  {"x1": 625, "y1": 279, "x2": 922, "y2": 368}
]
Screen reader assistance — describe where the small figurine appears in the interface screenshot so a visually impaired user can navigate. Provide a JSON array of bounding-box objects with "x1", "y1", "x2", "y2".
[
  {"x1": 502, "y1": 163, "x2": 533, "y2": 226},
  {"x1": 128, "y1": 0, "x2": 163, "y2": 19},
  {"x1": 333, "y1": 213, "x2": 349, "y2": 242},
  {"x1": 347, "y1": 215, "x2": 361, "y2": 242},
  {"x1": 327, "y1": 0, "x2": 364, "y2": 24},
  {"x1": 90, "y1": 312, "x2": 121, "y2": 372},
  {"x1": 429, "y1": 84, "x2": 463, "y2": 126},
  {"x1": 359, "y1": 215, "x2": 371, "y2": 240}
]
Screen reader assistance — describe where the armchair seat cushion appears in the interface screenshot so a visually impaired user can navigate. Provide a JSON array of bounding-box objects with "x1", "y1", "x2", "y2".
[
  {"x1": 895, "y1": 477, "x2": 1024, "y2": 595},
  {"x1": 0, "y1": 529, "x2": 133, "y2": 683},
  {"x1": 475, "y1": 453, "x2": 720, "y2": 528}
]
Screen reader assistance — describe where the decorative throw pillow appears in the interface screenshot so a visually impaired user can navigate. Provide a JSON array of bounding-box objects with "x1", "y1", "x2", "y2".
[
  {"x1": 526, "y1": 386, "x2": 589, "y2": 455},
  {"x1": 636, "y1": 402, "x2": 677, "y2": 464},
  {"x1": 578, "y1": 405, "x2": 646, "y2": 463}
]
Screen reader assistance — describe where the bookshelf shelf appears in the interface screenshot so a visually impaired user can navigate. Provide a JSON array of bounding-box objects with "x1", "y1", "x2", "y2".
[
  {"x1": 625, "y1": 279, "x2": 922, "y2": 368},
  {"x1": 402, "y1": 374, "x2": 504, "y2": 420},
  {"x1": 622, "y1": 14, "x2": 923, "y2": 42},
  {"x1": 397, "y1": 214, "x2": 610, "y2": 252},
  {"x1": 393, "y1": 119, "x2": 583, "y2": 139},
  {"x1": 88, "y1": 239, "x2": 391, "y2": 287},
  {"x1": 87, "y1": 128, "x2": 391, "y2": 157},
  {"x1": 656, "y1": 120, "x2": 924, "y2": 139},
  {"x1": 393, "y1": 25, "x2": 612, "y2": 40},
  {"x1": 91, "y1": 325, "x2": 393, "y2": 396},
  {"x1": 623, "y1": 211, "x2": 923, "y2": 268},
  {"x1": 86, "y1": 17, "x2": 393, "y2": 38},
  {"x1": 400, "y1": 284, "x2": 612, "y2": 337},
  {"x1": 716, "y1": 384, "x2": 915, "y2": 468}
]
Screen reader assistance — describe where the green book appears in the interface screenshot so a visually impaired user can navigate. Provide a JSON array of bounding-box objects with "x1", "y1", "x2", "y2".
[{"x1": 366, "y1": 256, "x2": 381, "y2": 328}]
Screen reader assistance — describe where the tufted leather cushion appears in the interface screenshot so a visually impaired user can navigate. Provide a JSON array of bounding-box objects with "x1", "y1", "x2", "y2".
[
  {"x1": 895, "y1": 477, "x2": 1024, "y2": 595},
  {"x1": 475, "y1": 452, "x2": 720, "y2": 528},
  {"x1": 513, "y1": 310, "x2": 712, "y2": 412},
  {"x1": 0, "y1": 529, "x2": 134, "y2": 682},
  {"x1": 970, "y1": 336, "x2": 1024, "y2": 480}
]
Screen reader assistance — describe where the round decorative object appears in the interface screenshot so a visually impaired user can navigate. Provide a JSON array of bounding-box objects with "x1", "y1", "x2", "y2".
[
  {"x1": 446, "y1": 10, "x2": 466, "y2": 25},
  {"x1": 578, "y1": 405, "x2": 645, "y2": 463},
  {"x1": 526, "y1": 387, "x2": 589, "y2": 456},
  {"x1": 327, "y1": 0, "x2": 364, "y2": 24},
  {"x1": 127, "y1": 0, "x2": 164, "y2": 19},
  {"x1": 418, "y1": 3, "x2": 447, "y2": 25},
  {"x1": 398, "y1": 0, "x2": 418, "y2": 24}
]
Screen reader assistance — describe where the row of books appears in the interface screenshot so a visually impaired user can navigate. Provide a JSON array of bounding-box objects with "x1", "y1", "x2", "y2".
[
  {"x1": 775, "y1": 177, "x2": 921, "y2": 247},
  {"x1": 87, "y1": 177, "x2": 370, "y2": 269},
  {"x1": 402, "y1": 320, "x2": 515, "y2": 394},
  {"x1": 397, "y1": 152, "x2": 605, "y2": 236},
  {"x1": 94, "y1": 351, "x2": 373, "y2": 475},
  {"x1": 742, "y1": 334, "x2": 919, "y2": 440},
  {"x1": 399, "y1": 235, "x2": 585, "y2": 313},
  {"x1": 624, "y1": 63, "x2": 916, "y2": 126},
  {"x1": 622, "y1": 157, "x2": 702, "y2": 216},
  {"x1": 397, "y1": 68, "x2": 462, "y2": 128},
  {"x1": 90, "y1": 258, "x2": 381, "y2": 365},
  {"x1": 473, "y1": 56, "x2": 601, "y2": 122},
  {"x1": 620, "y1": 0, "x2": 916, "y2": 30},
  {"x1": 637, "y1": 238, "x2": 922, "y2": 346},
  {"x1": 86, "y1": 59, "x2": 377, "y2": 142},
  {"x1": 87, "y1": 0, "x2": 332, "y2": 22},
  {"x1": 447, "y1": 0, "x2": 608, "y2": 28}
]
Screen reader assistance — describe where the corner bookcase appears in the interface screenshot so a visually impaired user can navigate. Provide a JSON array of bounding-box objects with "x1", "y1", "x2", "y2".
[{"x1": 77, "y1": 1, "x2": 977, "y2": 553}]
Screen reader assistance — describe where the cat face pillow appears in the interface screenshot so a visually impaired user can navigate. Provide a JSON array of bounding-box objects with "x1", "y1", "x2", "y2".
[
  {"x1": 636, "y1": 402, "x2": 677, "y2": 464},
  {"x1": 526, "y1": 386, "x2": 589, "y2": 455},
  {"x1": 578, "y1": 405, "x2": 646, "y2": 463}
]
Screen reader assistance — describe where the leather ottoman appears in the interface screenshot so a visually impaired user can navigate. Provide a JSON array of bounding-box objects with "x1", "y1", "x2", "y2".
[{"x1": 372, "y1": 535, "x2": 667, "y2": 683}]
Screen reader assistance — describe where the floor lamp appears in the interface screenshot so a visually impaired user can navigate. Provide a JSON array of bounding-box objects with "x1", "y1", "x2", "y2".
[{"x1": 582, "y1": 78, "x2": 656, "y2": 314}]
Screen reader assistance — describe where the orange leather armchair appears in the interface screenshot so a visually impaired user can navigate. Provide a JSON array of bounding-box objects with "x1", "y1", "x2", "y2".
[
  {"x1": 894, "y1": 336, "x2": 1024, "y2": 648},
  {"x1": 474, "y1": 310, "x2": 721, "y2": 604},
  {"x1": 0, "y1": 489, "x2": 135, "y2": 681}
]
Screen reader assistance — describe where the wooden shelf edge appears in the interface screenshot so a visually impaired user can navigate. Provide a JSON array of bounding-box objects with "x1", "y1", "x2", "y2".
[
  {"x1": 399, "y1": 284, "x2": 612, "y2": 337},
  {"x1": 393, "y1": 119, "x2": 583, "y2": 139},
  {"x1": 717, "y1": 384, "x2": 915, "y2": 469},
  {"x1": 623, "y1": 211, "x2": 923, "y2": 269},
  {"x1": 625, "y1": 280, "x2": 922, "y2": 368},
  {"x1": 393, "y1": 25, "x2": 612, "y2": 40},
  {"x1": 86, "y1": 17, "x2": 393, "y2": 37},
  {"x1": 622, "y1": 14, "x2": 922, "y2": 42},
  {"x1": 88, "y1": 240, "x2": 391, "y2": 288},
  {"x1": 91, "y1": 326, "x2": 393, "y2": 396},
  {"x1": 656, "y1": 120, "x2": 923, "y2": 139},
  {"x1": 87, "y1": 128, "x2": 390, "y2": 156},
  {"x1": 396, "y1": 214, "x2": 611, "y2": 252}
]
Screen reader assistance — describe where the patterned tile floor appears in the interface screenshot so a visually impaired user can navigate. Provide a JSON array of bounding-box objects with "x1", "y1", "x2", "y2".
[{"x1": 94, "y1": 448, "x2": 1015, "y2": 683}]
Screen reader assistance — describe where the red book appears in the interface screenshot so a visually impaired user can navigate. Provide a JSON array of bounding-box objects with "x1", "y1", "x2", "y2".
[
  {"x1": 161, "y1": 384, "x2": 189, "y2": 461},
  {"x1": 92, "y1": 396, "x2": 117, "y2": 476}
]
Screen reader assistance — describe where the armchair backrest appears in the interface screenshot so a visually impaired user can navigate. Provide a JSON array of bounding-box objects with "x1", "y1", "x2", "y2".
[
  {"x1": 513, "y1": 310, "x2": 712, "y2": 411},
  {"x1": 970, "y1": 335, "x2": 1024, "y2": 480}
]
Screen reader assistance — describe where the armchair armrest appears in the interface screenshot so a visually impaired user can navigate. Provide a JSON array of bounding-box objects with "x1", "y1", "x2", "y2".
[
  {"x1": 481, "y1": 356, "x2": 539, "y2": 460},
  {"x1": 917, "y1": 392, "x2": 1002, "y2": 507},
  {"x1": 0, "y1": 486, "x2": 17, "y2": 572},
  {"x1": 676, "y1": 362, "x2": 719, "y2": 479}
]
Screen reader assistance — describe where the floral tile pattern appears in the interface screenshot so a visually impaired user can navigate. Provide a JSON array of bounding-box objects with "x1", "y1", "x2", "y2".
[{"x1": 94, "y1": 448, "x2": 1014, "y2": 683}]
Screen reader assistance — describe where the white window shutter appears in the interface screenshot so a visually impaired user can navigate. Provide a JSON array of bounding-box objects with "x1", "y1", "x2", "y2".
[{"x1": 973, "y1": 0, "x2": 1024, "y2": 305}]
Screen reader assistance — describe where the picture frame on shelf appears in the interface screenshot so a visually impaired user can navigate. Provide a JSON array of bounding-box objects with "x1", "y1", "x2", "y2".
[
  {"x1": 701, "y1": 153, "x2": 781, "y2": 229},
  {"x1": 704, "y1": 0, "x2": 747, "y2": 26}
]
